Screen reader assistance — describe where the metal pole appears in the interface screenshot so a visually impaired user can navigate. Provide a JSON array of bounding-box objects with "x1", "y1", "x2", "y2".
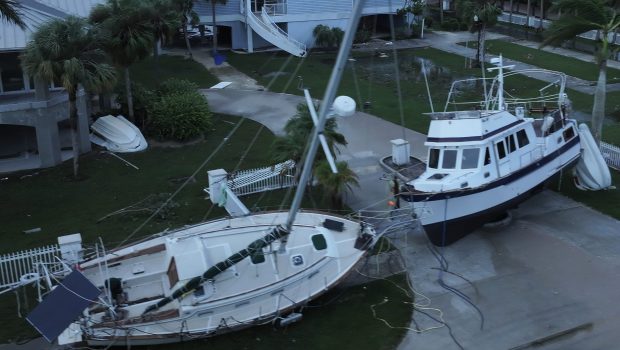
[{"x1": 284, "y1": 0, "x2": 365, "y2": 233}]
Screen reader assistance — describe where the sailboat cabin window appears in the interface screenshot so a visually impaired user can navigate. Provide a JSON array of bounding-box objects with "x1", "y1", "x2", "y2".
[
  {"x1": 516, "y1": 129, "x2": 529, "y2": 147},
  {"x1": 461, "y1": 149, "x2": 480, "y2": 169},
  {"x1": 562, "y1": 126, "x2": 575, "y2": 141},
  {"x1": 312, "y1": 234, "x2": 327, "y2": 251},
  {"x1": 428, "y1": 148, "x2": 440, "y2": 169},
  {"x1": 484, "y1": 147, "x2": 491, "y2": 165},
  {"x1": 496, "y1": 141, "x2": 506, "y2": 159},
  {"x1": 442, "y1": 150, "x2": 457, "y2": 169}
]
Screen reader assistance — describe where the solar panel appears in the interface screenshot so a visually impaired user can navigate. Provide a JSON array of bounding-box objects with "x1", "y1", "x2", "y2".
[{"x1": 26, "y1": 270, "x2": 100, "y2": 343}]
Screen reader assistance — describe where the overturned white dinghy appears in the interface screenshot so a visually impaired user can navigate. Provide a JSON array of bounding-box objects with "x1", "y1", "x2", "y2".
[
  {"x1": 574, "y1": 123, "x2": 612, "y2": 190},
  {"x1": 90, "y1": 115, "x2": 148, "y2": 153}
]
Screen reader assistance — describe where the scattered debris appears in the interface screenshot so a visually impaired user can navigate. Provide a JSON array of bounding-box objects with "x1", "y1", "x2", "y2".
[
  {"x1": 23, "y1": 228, "x2": 42, "y2": 234},
  {"x1": 97, "y1": 194, "x2": 179, "y2": 223},
  {"x1": 102, "y1": 151, "x2": 139, "y2": 170}
]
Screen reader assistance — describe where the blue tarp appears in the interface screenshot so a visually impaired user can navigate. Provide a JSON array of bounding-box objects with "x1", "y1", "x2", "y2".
[{"x1": 26, "y1": 270, "x2": 101, "y2": 342}]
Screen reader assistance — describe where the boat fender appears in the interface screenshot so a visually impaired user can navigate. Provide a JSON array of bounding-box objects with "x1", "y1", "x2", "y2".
[
  {"x1": 541, "y1": 116, "x2": 554, "y2": 134},
  {"x1": 274, "y1": 312, "x2": 303, "y2": 328}
]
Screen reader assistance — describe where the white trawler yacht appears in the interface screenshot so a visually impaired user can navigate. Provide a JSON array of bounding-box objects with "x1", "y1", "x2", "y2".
[
  {"x1": 9, "y1": 1, "x2": 376, "y2": 346},
  {"x1": 402, "y1": 58, "x2": 585, "y2": 246}
]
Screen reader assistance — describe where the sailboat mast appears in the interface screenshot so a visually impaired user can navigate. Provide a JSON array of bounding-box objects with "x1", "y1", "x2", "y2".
[{"x1": 284, "y1": 0, "x2": 366, "y2": 232}]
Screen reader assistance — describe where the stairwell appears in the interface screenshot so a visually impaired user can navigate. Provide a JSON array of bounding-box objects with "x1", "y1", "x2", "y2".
[{"x1": 244, "y1": 1, "x2": 306, "y2": 57}]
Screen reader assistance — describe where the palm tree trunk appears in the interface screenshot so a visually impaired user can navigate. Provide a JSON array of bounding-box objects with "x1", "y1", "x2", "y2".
[
  {"x1": 124, "y1": 67, "x2": 135, "y2": 121},
  {"x1": 526, "y1": 0, "x2": 531, "y2": 27},
  {"x1": 69, "y1": 92, "x2": 80, "y2": 178},
  {"x1": 439, "y1": 0, "x2": 444, "y2": 24},
  {"x1": 592, "y1": 60, "x2": 607, "y2": 145},
  {"x1": 508, "y1": 0, "x2": 513, "y2": 24},
  {"x1": 539, "y1": 0, "x2": 544, "y2": 30},
  {"x1": 480, "y1": 24, "x2": 487, "y2": 63},
  {"x1": 211, "y1": 2, "x2": 218, "y2": 56},
  {"x1": 183, "y1": 18, "x2": 193, "y2": 58},
  {"x1": 475, "y1": 27, "x2": 482, "y2": 66}
]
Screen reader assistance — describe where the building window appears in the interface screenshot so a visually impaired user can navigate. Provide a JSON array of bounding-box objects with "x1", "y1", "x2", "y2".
[
  {"x1": 428, "y1": 148, "x2": 440, "y2": 169},
  {"x1": 0, "y1": 52, "x2": 25, "y2": 92},
  {"x1": 442, "y1": 150, "x2": 457, "y2": 169},
  {"x1": 461, "y1": 148, "x2": 480, "y2": 169}
]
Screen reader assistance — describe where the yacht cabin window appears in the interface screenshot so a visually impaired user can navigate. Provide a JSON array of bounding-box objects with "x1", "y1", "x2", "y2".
[
  {"x1": 461, "y1": 148, "x2": 480, "y2": 169},
  {"x1": 506, "y1": 135, "x2": 517, "y2": 153},
  {"x1": 496, "y1": 141, "x2": 507, "y2": 159},
  {"x1": 428, "y1": 148, "x2": 440, "y2": 169},
  {"x1": 484, "y1": 147, "x2": 491, "y2": 165},
  {"x1": 516, "y1": 129, "x2": 529, "y2": 147},
  {"x1": 442, "y1": 150, "x2": 457, "y2": 169}
]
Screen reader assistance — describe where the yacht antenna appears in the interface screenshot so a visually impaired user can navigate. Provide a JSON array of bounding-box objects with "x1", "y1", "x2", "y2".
[
  {"x1": 487, "y1": 54, "x2": 515, "y2": 111},
  {"x1": 282, "y1": 0, "x2": 365, "y2": 242}
]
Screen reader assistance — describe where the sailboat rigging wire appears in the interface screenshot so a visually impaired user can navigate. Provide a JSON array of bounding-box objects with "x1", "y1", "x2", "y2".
[
  {"x1": 116, "y1": 119, "x2": 246, "y2": 250},
  {"x1": 421, "y1": 60, "x2": 434, "y2": 113}
]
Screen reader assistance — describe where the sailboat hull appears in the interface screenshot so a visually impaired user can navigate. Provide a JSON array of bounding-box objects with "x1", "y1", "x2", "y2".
[{"x1": 76, "y1": 211, "x2": 372, "y2": 346}]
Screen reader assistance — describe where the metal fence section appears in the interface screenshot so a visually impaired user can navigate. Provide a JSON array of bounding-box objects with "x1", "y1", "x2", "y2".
[
  {"x1": 227, "y1": 160, "x2": 297, "y2": 197},
  {"x1": 601, "y1": 141, "x2": 620, "y2": 171},
  {"x1": 0, "y1": 245, "x2": 63, "y2": 294}
]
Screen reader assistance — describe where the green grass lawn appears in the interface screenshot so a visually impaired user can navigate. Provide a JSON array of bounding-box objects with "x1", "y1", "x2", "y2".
[
  {"x1": 130, "y1": 54, "x2": 219, "y2": 90},
  {"x1": 458, "y1": 39, "x2": 620, "y2": 83}
]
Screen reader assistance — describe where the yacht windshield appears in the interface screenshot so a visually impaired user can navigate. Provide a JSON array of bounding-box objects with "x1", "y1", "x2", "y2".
[
  {"x1": 462, "y1": 148, "x2": 480, "y2": 169},
  {"x1": 429, "y1": 148, "x2": 440, "y2": 169}
]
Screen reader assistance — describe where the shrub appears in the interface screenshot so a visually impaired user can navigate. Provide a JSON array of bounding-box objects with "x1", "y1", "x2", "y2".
[
  {"x1": 355, "y1": 28, "x2": 371, "y2": 43},
  {"x1": 440, "y1": 17, "x2": 460, "y2": 31},
  {"x1": 115, "y1": 82, "x2": 157, "y2": 127},
  {"x1": 148, "y1": 91, "x2": 212, "y2": 141},
  {"x1": 158, "y1": 78, "x2": 199, "y2": 96}
]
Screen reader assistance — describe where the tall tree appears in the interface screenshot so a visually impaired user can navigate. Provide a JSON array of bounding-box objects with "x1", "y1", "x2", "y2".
[
  {"x1": 174, "y1": 0, "x2": 200, "y2": 58},
  {"x1": 146, "y1": 0, "x2": 181, "y2": 56},
  {"x1": 21, "y1": 17, "x2": 116, "y2": 178},
  {"x1": 457, "y1": 0, "x2": 502, "y2": 66},
  {"x1": 90, "y1": 0, "x2": 154, "y2": 121},
  {"x1": 314, "y1": 160, "x2": 359, "y2": 208},
  {"x1": 205, "y1": 0, "x2": 227, "y2": 56},
  {"x1": 541, "y1": 0, "x2": 620, "y2": 144},
  {"x1": 0, "y1": 0, "x2": 24, "y2": 28}
]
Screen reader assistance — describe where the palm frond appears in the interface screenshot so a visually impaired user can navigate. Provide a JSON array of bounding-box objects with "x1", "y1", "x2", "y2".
[
  {"x1": 0, "y1": 0, "x2": 25, "y2": 29},
  {"x1": 542, "y1": 15, "x2": 601, "y2": 47}
]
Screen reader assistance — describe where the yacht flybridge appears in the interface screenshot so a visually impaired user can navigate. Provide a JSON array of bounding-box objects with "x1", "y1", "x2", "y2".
[{"x1": 403, "y1": 57, "x2": 593, "y2": 246}]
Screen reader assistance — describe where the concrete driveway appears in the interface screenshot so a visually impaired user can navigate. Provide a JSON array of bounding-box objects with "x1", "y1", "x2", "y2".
[{"x1": 204, "y1": 88, "x2": 620, "y2": 350}]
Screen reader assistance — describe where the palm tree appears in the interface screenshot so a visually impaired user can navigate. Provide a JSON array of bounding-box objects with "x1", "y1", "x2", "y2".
[
  {"x1": 314, "y1": 160, "x2": 359, "y2": 208},
  {"x1": 146, "y1": 0, "x2": 180, "y2": 56},
  {"x1": 174, "y1": 0, "x2": 200, "y2": 58},
  {"x1": 284, "y1": 103, "x2": 347, "y2": 155},
  {"x1": 0, "y1": 0, "x2": 25, "y2": 28},
  {"x1": 205, "y1": 0, "x2": 227, "y2": 56},
  {"x1": 541, "y1": 0, "x2": 620, "y2": 144},
  {"x1": 457, "y1": 0, "x2": 502, "y2": 66},
  {"x1": 313, "y1": 24, "x2": 333, "y2": 49},
  {"x1": 21, "y1": 17, "x2": 116, "y2": 178},
  {"x1": 90, "y1": 0, "x2": 154, "y2": 122}
]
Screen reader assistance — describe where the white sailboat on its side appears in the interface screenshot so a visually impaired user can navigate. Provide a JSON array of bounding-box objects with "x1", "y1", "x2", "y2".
[{"x1": 11, "y1": 1, "x2": 376, "y2": 346}]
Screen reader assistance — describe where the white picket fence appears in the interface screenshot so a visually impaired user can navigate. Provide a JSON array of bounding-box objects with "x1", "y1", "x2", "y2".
[
  {"x1": 601, "y1": 141, "x2": 620, "y2": 171},
  {"x1": 0, "y1": 245, "x2": 63, "y2": 295},
  {"x1": 227, "y1": 160, "x2": 297, "y2": 197}
]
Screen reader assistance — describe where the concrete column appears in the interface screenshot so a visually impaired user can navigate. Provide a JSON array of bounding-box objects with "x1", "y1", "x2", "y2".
[
  {"x1": 34, "y1": 78, "x2": 50, "y2": 101},
  {"x1": 34, "y1": 109, "x2": 62, "y2": 167},
  {"x1": 247, "y1": 23, "x2": 254, "y2": 53},
  {"x1": 76, "y1": 89, "x2": 92, "y2": 153}
]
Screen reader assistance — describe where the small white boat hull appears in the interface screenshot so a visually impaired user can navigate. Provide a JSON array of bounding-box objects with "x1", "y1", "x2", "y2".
[
  {"x1": 574, "y1": 124, "x2": 612, "y2": 190},
  {"x1": 90, "y1": 115, "x2": 148, "y2": 153}
]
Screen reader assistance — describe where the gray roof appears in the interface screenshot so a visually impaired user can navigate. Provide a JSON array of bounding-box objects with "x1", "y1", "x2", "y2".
[{"x1": 0, "y1": 0, "x2": 104, "y2": 51}]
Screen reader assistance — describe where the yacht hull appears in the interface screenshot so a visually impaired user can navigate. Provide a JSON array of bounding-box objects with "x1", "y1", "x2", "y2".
[{"x1": 406, "y1": 138, "x2": 581, "y2": 246}]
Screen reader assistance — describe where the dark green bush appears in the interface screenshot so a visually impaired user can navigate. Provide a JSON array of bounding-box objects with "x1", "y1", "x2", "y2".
[
  {"x1": 158, "y1": 78, "x2": 199, "y2": 96},
  {"x1": 115, "y1": 82, "x2": 157, "y2": 127},
  {"x1": 440, "y1": 17, "x2": 460, "y2": 31},
  {"x1": 148, "y1": 91, "x2": 212, "y2": 141}
]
